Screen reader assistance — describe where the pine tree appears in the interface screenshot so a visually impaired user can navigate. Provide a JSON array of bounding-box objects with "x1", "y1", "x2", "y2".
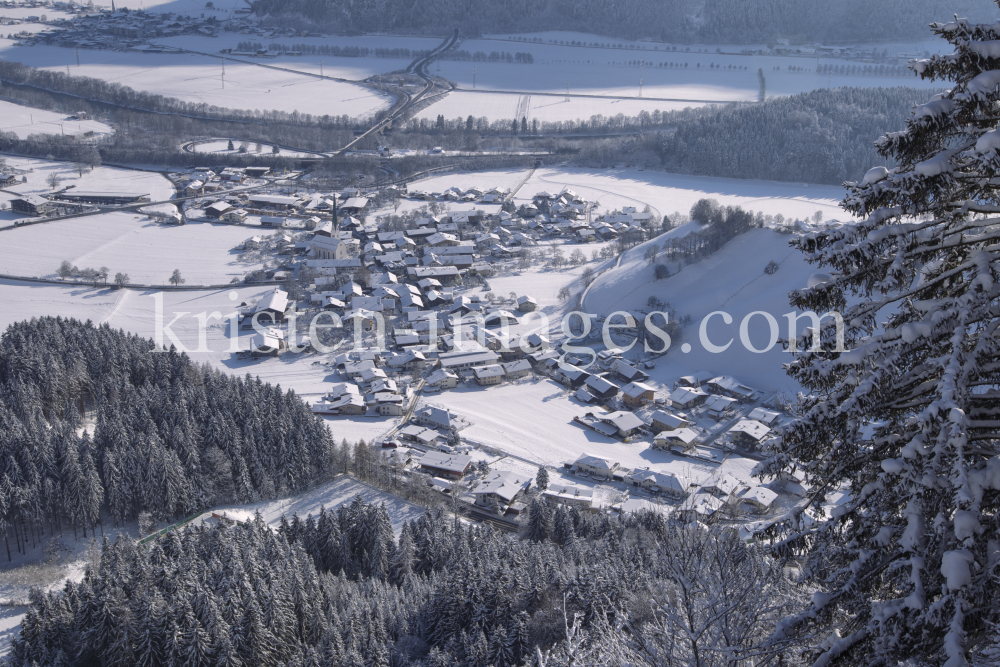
[
  {"x1": 760, "y1": 10, "x2": 1000, "y2": 666},
  {"x1": 535, "y1": 466, "x2": 548, "y2": 491}
]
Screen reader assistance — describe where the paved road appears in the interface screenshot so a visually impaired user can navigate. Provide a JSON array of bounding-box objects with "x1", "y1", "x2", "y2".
[{"x1": 334, "y1": 29, "x2": 460, "y2": 155}]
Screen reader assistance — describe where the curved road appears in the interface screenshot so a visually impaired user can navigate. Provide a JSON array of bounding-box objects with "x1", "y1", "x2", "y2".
[{"x1": 334, "y1": 28, "x2": 460, "y2": 155}]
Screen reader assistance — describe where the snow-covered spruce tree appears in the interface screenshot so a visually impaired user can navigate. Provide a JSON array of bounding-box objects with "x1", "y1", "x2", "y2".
[{"x1": 758, "y1": 11, "x2": 1000, "y2": 666}]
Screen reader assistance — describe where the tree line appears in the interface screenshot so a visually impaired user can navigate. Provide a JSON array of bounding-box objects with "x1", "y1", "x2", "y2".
[
  {"x1": 6, "y1": 495, "x2": 808, "y2": 666},
  {"x1": 249, "y1": 0, "x2": 998, "y2": 44},
  {"x1": 0, "y1": 317, "x2": 336, "y2": 561}
]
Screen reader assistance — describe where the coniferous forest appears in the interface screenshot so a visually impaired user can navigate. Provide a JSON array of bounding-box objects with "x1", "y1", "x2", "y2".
[
  {"x1": 0, "y1": 317, "x2": 335, "y2": 559},
  {"x1": 4, "y1": 499, "x2": 806, "y2": 666},
  {"x1": 249, "y1": 0, "x2": 998, "y2": 44}
]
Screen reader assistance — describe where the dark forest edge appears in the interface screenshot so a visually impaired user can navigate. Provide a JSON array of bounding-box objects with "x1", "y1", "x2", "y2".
[{"x1": 249, "y1": 0, "x2": 998, "y2": 44}]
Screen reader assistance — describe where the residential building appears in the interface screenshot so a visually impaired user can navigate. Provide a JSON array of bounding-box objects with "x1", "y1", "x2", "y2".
[
  {"x1": 473, "y1": 364, "x2": 505, "y2": 385},
  {"x1": 542, "y1": 484, "x2": 595, "y2": 510},
  {"x1": 516, "y1": 295, "x2": 537, "y2": 312},
  {"x1": 438, "y1": 348, "x2": 500, "y2": 370},
  {"x1": 739, "y1": 486, "x2": 778, "y2": 513},
  {"x1": 621, "y1": 381, "x2": 655, "y2": 408},
  {"x1": 418, "y1": 451, "x2": 472, "y2": 479},
  {"x1": 624, "y1": 469, "x2": 689, "y2": 499},
  {"x1": 707, "y1": 376, "x2": 756, "y2": 401},
  {"x1": 653, "y1": 428, "x2": 698, "y2": 450},
  {"x1": 704, "y1": 394, "x2": 738, "y2": 418},
  {"x1": 425, "y1": 368, "x2": 459, "y2": 390},
  {"x1": 590, "y1": 411, "x2": 644, "y2": 438},
  {"x1": 585, "y1": 375, "x2": 619, "y2": 400},
  {"x1": 650, "y1": 410, "x2": 692, "y2": 432},
  {"x1": 10, "y1": 195, "x2": 53, "y2": 217},
  {"x1": 471, "y1": 470, "x2": 531, "y2": 509},
  {"x1": 572, "y1": 454, "x2": 620, "y2": 478},
  {"x1": 502, "y1": 359, "x2": 532, "y2": 379},
  {"x1": 729, "y1": 419, "x2": 771, "y2": 450},
  {"x1": 669, "y1": 386, "x2": 709, "y2": 407},
  {"x1": 414, "y1": 406, "x2": 459, "y2": 431}
]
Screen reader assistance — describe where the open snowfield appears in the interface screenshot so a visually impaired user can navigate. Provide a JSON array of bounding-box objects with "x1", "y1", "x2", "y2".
[
  {"x1": 0, "y1": 45, "x2": 393, "y2": 118},
  {"x1": 0, "y1": 99, "x2": 112, "y2": 139},
  {"x1": 425, "y1": 377, "x2": 760, "y2": 488},
  {"x1": 206, "y1": 475, "x2": 427, "y2": 537},
  {"x1": 1, "y1": 156, "x2": 176, "y2": 202},
  {"x1": 414, "y1": 90, "x2": 710, "y2": 123},
  {"x1": 408, "y1": 167, "x2": 531, "y2": 195},
  {"x1": 514, "y1": 167, "x2": 848, "y2": 221},
  {"x1": 436, "y1": 38, "x2": 943, "y2": 102},
  {"x1": 189, "y1": 139, "x2": 323, "y2": 158},
  {"x1": 0, "y1": 213, "x2": 266, "y2": 284},
  {"x1": 585, "y1": 227, "x2": 821, "y2": 393}
]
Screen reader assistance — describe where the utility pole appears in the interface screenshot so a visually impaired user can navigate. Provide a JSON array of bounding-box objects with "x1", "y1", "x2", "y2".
[
  {"x1": 473, "y1": 66, "x2": 476, "y2": 88},
  {"x1": 639, "y1": 60, "x2": 643, "y2": 97},
  {"x1": 565, "y1": 82, "x2": 570, "y2": 101},
  {"x1": 75, "y1": 48, "x2": 80, "y2": 66}
]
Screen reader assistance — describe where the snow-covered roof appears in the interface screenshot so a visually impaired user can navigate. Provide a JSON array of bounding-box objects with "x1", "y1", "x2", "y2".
[
  {"x1": 575, "y1": 454, "x2": 619, "y2": 471},
  {"x1": 670, "y1": 386, "x2": 708, "y2": 405},
  {"x1": 655, "y1": 428, "x2": 698, "y2": 445},
  {"x1": 622, "y1": 381, "x2": 655, "y2": 398},
  {"x1": 650, "y1": 410, "x2": 691, "y2": 429},
  {"x1": 704, "y1": 394, "x2": 738, "y2": 412},
  {"x1": 596, "y1": 411, "x2": 644, "y2": 432},
  {"x1": 740, "y1": 486, "x2": 778, "y2": 508},
  {"x1": 747, "y1": 407, "x2": 781, "y2": 425},
  {"x1": 729, "y1": 419, "x2": 770, "y2": 442},
  {"x1": 472, "y1": 470, "x2": 530, "y2": 502}
]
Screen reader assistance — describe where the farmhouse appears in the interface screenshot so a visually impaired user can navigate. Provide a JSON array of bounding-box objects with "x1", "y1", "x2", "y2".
[
  {"x1": 249, "y1": 329, "x2": 286, "y2": 358},
  {"x1": 516, "y1": 295, "x2": 537, "y2": 312},
  {"x1": 10, "y1": 195, "x2": 54, "y2": 217},
  {"x1": 418, "y1": 451, "x2": 472, "y2": 479},
  {"x1": 241, "y1": 289, "x2": 289, "y2": 328},
  {"x1": 414, "y1": 406, "x2": 460, "y2": 431},
  {"x1": 611, "y1": 359, "x2": 648, "y2": 383},
  {"x1": 340, "y1": 197, "x2": 370, "y2": 215},
  {"x1": 502, "y1": 359, "x2": 532, "y2": 379},
  {"x1": 739, "y1": 486, "x2": 779, "y2": 513}
]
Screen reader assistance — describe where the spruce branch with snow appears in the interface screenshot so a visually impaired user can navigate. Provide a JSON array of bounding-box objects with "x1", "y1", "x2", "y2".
[{"x1": 758, "y1": 8, "x2": 1000, "y2": 666}]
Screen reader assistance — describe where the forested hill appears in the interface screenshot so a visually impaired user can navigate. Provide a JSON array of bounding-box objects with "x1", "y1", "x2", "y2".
[
  {"x1": 646, "y1": 87, "x2": 935, "y2": 185},
  {"x1": 249, "y1": 0, "x2": 997, "y2": 43},
  {"x1": 0, "y1": 317, "x2": 335, "y2": 557},
  {"x1": 7, "y1": 498, "x2": 806, "y2": 666}
]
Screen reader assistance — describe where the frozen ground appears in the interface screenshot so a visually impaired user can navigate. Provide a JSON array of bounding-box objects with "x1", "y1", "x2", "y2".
[
  {"x1": 436, "y1": 38, "x2": 942, "y2": 103},
  {"x1": 0, "y1": 46, "x2": 392, "y2": 118},
  {"x1": 0, "y1": 100, "x2": 112, "y2": 139},
  {"x1": 0, "y1": 474, "x2": 425, "y2": 656},
  {"x1": 415, "y1": 90, "x2": 710, "y2": 123},
  {"x1": 514, "y1": 167, "x2": 847, "y2": 221},
  {"x1": 1, "y1": 156, "x2": 176, "y2": 202},
  {"x1": 585, "y1": 227, "x2": 823, "y2": 394},
  {"x1": 205, "y1": 475, "x2": 427, "y2": 537},
  {"x1": 0, "y1": 213, "x2": 266, "y2": 284},
  {"x1": 189, "y1": 139, "x2": 323, "y2": 158}
]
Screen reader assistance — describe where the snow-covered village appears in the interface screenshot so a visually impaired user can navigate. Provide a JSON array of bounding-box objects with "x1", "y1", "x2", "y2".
[{"x1": 2, "y1": 0, "x2": 1000, "y2": 665}]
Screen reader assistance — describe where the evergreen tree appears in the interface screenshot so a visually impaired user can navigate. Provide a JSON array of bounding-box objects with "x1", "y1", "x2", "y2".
[
  {"x1": 761, "y1": 11, "x2": 1000, "y2": 666},
  {"x1": 535, "y1": 466, "x2": 548, "y2": 491}
]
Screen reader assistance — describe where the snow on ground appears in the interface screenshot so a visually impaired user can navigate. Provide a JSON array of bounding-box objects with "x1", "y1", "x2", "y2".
[
  {"x1": 0, "y1": 213, "x2": 266, "y2": 284},
  {"x1": 190, "y1": 139, "x2": 323, "y2": 158},
  {"x1": 2, "y1": 156, "x2": 176, "y2": 201},
  {"x1": 436, "y1": 39, "x2": 942, "y2": 103},
  {"x1": 585, "y1": 227, "x2": 820, "y2": 393},
  {"x1": 516, "y1": 167, "x2": 847, "y2": 221},
  {"x1": 0, "y1": 99, "x2": 112, "y2": 139},
  {"x1": 408, "y1": 167, "x2": 531, "y2": 195},
  {"x1": 206, "y1": 475, "x2": 427, "y2": 537},
  {"x1": 415, "y1": 90, "x2": 710, "y2": 123},
  {"x1": 0, "y1": 46, "x2": 393, "y2": 118}
]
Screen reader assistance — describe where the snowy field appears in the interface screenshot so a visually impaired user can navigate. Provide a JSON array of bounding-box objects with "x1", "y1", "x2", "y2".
[
  {"x1": 436, "y1": 37, "x2": 943, "y2": 102},
  {"x1": 585, "y1": 227, "x2": 823, "y2": 394},
  {"x1": 414, "y1": 90, "x2": 710, "y2": 123},
  {"x1": 425, "y1": 378, "x2": 759, "y2": 489},
  {"x1": 0, "y1": 46, "x2": 393, "y2": 118},
  {"x1": 206, "y1": 475, "x2": 427, "y2": 537},
  {"x1": 1, "y1": 156, "x2": 176, "y2": 202},
  {"x1": 0, "y1": 99, "x2": 113, "y2": 139},
  {"x1": 513, "y1": 167, "x2": 847, "y2": 221},
  {"x1": 189, "y1": 139, "x2": 323, "y2": 158},
  {"x1": 0, "y1": 213, "x2": 267, "y2": 284}
]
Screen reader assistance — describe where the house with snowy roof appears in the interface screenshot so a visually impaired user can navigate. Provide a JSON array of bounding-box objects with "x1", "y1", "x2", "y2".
[
  {"x1": 572, "y1": 454, "x2": 620, "y2": 478},
  {"x1": 418, "y1": 451, "x2": 472, "y2": 479},
  {"x1": 624, "y1": 469, "x2": 689, "y2": 499},
  {"x1": 653, "y1": 428, "x2": 699, "y2": 451},
  {"x1": 729, "y1": 419, "x2": 771, "y2": 450},
  {"x1": 650, "y1": 410, "x2": 692, "y2": 432},
  {"x1": 472, "y1": 470, "x2": 531, "y2": 509}
]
